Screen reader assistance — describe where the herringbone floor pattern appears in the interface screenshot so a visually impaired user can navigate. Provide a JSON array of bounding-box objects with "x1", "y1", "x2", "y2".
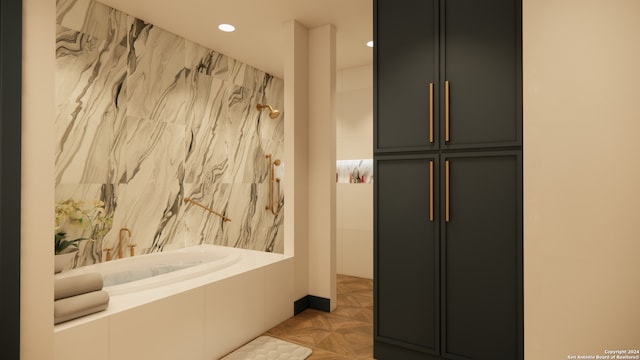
[{"x1": 265, "y1": 275, "x2": 374, "y2": 359}]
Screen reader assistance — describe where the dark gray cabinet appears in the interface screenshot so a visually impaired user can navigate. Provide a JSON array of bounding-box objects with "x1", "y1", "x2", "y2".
[
  {"x1": 374, "y1": 153, "x2": 522, "y2": 360},
  {"x1": 440, "y1": 152, "x2": 522, "y2": 360},
  {"x1": 375, "y1": 0, "x2": 522, "y2": 152},
  {"x1": 376, "y1": 156, "x2": 439, "y2": 354},
  {"x1": 441, "y1": 0, "x2": 522, "y2": 149},
  {"x1": 376, "y1": 0, "x2": 439, "y2": 151},
  {"x1": 374, "y1": 0, "x2": 523, "y2": 359}
]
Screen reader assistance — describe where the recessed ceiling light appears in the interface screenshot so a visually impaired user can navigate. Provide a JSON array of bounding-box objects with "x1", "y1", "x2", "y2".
[
  {"x1": 218, "y1": 24, "x2": 236, "y2": 33},
  {"x1": 366, "y1": 41, "x2": 374, "y2": 48}
]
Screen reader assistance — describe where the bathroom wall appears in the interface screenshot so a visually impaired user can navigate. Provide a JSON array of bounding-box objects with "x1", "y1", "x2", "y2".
[
  {"x1": 336, "y1": 65, "x2": 373, "y2": 279},
  {"x1": 55, "y1": 0, "x2": 284, "y2": 268},
  {"x1": 523, "y1": 0, "x2": 640, "y2": 358},
  {"x1": 22, "y1": 0, "x2": 56, "y2": 358}
]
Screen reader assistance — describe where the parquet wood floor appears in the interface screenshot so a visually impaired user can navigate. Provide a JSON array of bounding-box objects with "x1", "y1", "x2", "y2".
[{"x1": 265, "y1": 275, "x2": 374, "y2": 359}]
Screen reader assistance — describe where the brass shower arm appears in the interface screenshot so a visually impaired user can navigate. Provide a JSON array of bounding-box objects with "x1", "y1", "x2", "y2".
[{"x1": 256, "y1": 104, "x2": 274, "y2": 112}]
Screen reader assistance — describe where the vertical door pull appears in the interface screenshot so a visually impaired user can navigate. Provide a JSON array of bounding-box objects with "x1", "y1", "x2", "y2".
[
  {"x1": 445, "y1": 81, "x2": 450, "y2": 142},
  {"x1": 429, "y1": 83, "x2": 434, "y2": 143},
  {"x1": 445, "y1": 159, "x2": 450, "y2": 222},
  {"x1": 429, "y1": 160, "x2": 434, "y2": 221}
]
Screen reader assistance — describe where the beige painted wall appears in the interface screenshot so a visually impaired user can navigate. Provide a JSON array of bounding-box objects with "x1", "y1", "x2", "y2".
[
  {"x1": 336, "y1": 65, "x2": 373, "y2": 279},
  {"x1": 283, "y1": 20, "x2": 310, "y2": 301},
  {"x1": 337, "y1": 65, "x2": 373, "y2": 160},
  {"x1": 523, "y1": 0, "x2": 640, "y2": 358},
  {"x1": 21, "y1": 1, "x2": 640, "y2": 359},
  {"x1": 307, "y1": 24, "x2": 337, "y2": 308},
  {"x1": 21, "y1": 0, "x2": 56, "y2": 358}
]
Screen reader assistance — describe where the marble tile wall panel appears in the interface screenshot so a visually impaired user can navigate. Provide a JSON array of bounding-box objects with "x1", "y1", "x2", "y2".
[
  {"x1": 56, "y1": 0, "x2": 284, "y2": 267},
  {"x1": 127, "y1": 18, "x2": 187, "y2": 123},
  {"x1": 336, "y1": 159, "x2": 374, "y2": 184},
  {"x1": 55, "y1": 184, "x2": 117, "y2": 268},
  {"x1": 58, "y1": 0, "x2": 127, "y2": 46},
  {"x1": 55, "y1": 25, "x2": 128, "y2": 185},
  {"x1": 185, "y1": 41, "x2": 231, "y2": 79}
]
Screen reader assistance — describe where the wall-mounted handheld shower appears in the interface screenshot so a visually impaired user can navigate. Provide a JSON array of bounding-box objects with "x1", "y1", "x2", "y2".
[
  {"x1": 265, "y1": 154, "x2": 283, "y2": 215},
  {"x1": 256, "y1": 104, "x2": 281, "y2": 119}
]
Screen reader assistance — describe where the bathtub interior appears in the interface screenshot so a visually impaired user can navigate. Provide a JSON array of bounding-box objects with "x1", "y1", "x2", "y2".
[{"x1": 56, "y1": 245, "x2": 243, "y2": 296}]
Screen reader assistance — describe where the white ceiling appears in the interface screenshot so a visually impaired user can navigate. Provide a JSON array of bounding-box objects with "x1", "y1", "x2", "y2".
[{"x1": 99, "y1": 0, "x2": 373, "y2": 78}]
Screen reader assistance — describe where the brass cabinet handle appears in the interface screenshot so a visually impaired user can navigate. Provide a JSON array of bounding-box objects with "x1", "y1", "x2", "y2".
[
  {"x1": 445, "y1": 159, "x2": 450, "y2": 222},
  {"x1": 429, "y1": 82, "x2": 434, "y2": 143},
  {"x1": 429, "y1": 160, "x2": 434, "y2": 221},
  {"x1": 445, "y1": 80, "x2": 450, "y2": 142}
]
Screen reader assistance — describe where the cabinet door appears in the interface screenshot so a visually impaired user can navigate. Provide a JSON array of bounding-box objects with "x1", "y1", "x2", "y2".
[
  {"x1": 441, "y1": 152, "x2": 523, "y2": 360},
  {"x1": 375, "y1": 0, "x2": 439, "y2": 152},
  {"x1": 375, "y1": 155, "x2": 439, "y2": 357},
  {"x1": 441, "y1": 0, "x2": 522, "y2": 149}
]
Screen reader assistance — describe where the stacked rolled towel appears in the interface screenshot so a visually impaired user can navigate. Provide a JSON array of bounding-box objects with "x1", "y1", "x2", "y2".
[{"x1": 54, "y1": 273, "x2": 110, "y2": 325}]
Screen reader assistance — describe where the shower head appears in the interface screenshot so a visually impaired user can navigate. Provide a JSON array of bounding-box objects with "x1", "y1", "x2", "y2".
[{"x1": 256, "y1": 104, "x2": 281, "y2": 119}]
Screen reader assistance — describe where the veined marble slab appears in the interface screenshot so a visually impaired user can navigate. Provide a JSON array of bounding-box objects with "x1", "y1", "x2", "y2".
[
  {"x1": 57, "y1": 0, "x2": 127, "y2": 46},
  {"x1": 55, "y1": 25, "x2": 128, "y2": 185},
  {"x1": 56, "y1": 0, "x2": 285, "y2": 267}
]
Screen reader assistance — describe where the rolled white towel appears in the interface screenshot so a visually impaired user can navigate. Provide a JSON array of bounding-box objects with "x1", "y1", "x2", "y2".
[
  {"x1": 54, "y1": 290, "x2": 109, "y2": 325},
  {"x1": 54, "y1": 272, "x2": 104, "y2": 300}
]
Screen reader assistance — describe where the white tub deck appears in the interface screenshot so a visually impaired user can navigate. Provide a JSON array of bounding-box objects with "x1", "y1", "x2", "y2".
[{"x1": 53, "y1": 245, "x2": 295, "y2": 360}]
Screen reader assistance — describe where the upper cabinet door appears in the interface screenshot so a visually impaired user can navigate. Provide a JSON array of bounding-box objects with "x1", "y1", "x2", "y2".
[
  {"x1": 441, "y1": 0, "x2": 522, "y2": 149},
  {"x1": 375, "y1": 0, "x2": 439, "y2": 152}
]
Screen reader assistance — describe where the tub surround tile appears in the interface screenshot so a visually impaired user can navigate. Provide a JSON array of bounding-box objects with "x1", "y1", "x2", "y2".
[
  {"x1": 55, "y1": 26, "x2": 128, "y2": 185},
  {"x1": 185, "y1": 41, "x2": 231, "y2": 79},
  {"x1": 126, "y1": 17, "x2": 187, "y2": 122},
  {"x1": 81, "y1": 1, "x2": 128, "y2": 45},
  {"x1": 56, "y1": 0, "x2": 94, "y2": 35},
  {"x1": 123, "y1": 118, "x2": 185, "y2": 183},
  {"x1": 183, "y1": 76, "x2": 232, "y2": 184},
  {"x1": 210, "y1": 84, "x2": 263, "y2": 184},
  {"x1": 55, "y1": 184, "x2": 117, "y2": 268},
  {"x1": 57, "y1": 0, "x2": 127, "y2": 45},
  {"x1": 180, "y1": 183, "x2": 233, "y2": 246},
  {"x1": 56, "y1": 1, "x2": 284, "y2": 267}
]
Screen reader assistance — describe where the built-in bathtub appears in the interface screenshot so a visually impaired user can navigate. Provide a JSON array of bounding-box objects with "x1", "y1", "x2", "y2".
[
  {"x1": 56, "y1": 245, "x2": 243, "y2": 296},
  {"x1": 53, "y1": 244, "x2": 295, "y2": 360}
]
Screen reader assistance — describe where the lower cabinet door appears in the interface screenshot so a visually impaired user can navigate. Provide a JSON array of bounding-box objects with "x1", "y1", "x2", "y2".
[
  {"x1": 375, "y1": 155, "x2": 440, "y2": 357},
  {"x1": 375, "y1": 152, "x2": 522, "y2": 360},
  {"x1": 441, "y1": 151, "x2": 523, "y2": 360}
]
